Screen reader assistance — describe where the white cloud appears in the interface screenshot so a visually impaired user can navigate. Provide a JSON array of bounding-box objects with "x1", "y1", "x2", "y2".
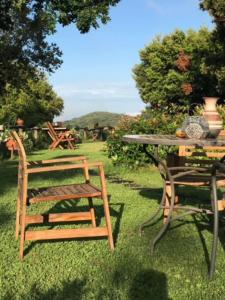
[
  {"x1": 52, "y1": 81, "x2": 146, "y2": 121},
  {"x1": 53, "y1": 81, "x2": 139, "y2": 100},
  {"x1": 146, "y1": 0, "x2": 166, "y2": 15},
  {"x1": 125, "y1": 112, "x2": 141, "y2": 116}
]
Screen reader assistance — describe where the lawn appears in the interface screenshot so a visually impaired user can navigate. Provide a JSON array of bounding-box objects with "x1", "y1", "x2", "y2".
[{"x1": 1, "y1": 142, "x2": 225, "y2": 299}]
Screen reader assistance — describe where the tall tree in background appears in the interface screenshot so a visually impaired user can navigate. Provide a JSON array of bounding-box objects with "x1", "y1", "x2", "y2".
[
  {"x1": 133, "y1": 28, "x2": 223, "y2": 113},
  {"x1": 200, "y1": 0, "x2": 225, "y2": 98},
  {"x1": 0, "y1": 0, "x2": 120, "y2": 91},
  {"x1": 0, "y1": 0, "x2": 120, "y2": 124},
  {"x1": 0, "y1": 76, "x2": 64, "y2": 127}
]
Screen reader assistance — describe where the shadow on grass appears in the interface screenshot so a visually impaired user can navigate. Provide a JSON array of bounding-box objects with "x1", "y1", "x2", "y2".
[
  {"x1": 129, "y1": 269, "x2": 169, "y2": 300},
  {"x1": 2, "y1": 279, "x2": 86, "y2": 300},
  {"x1": 24, "y1": 199, "x2": 124, "y2": 257},
  {"x1": 3, "y1": 268, "x2": 169, "y2": 300},
  {"x1": 136, "y1": 183, "x2": 225, "y2": 276},
  {"x1": 0, "y1": 160, "x2": 18, "y2": 196},
  {"x1": 0, "y1": 205, "x2": 13, "y2": 226}
]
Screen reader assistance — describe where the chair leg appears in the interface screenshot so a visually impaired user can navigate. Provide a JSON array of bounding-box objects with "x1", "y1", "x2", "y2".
[
  {"x1": 15, "y1": 197, "x2": 20, "y2": 239},
  {"x1": 209, "y1": 175, "x2": 219, "y2": 279},
  {"x1": 163, "y1": 184, "x2": 171, "y2": 224},
  {"x1": 68, "y1": 140, "x2": 74, "y2": 150},
  {"x1": 88, "y1": 197, "x2": 96, "y2": 227},
  {"x1": 102, "y1": 195, "x2": 114, "y2": 250},
  {"x1": 19, "y1": 204, "x2": 26, "y2": 260}
]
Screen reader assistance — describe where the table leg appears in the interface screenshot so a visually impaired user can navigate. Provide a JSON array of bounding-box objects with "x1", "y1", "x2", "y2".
[
  {"x1": 209, "y1": 172, "x2": 219, "y2": 279},
  {"x1": 140, "y1": 144, "x2": 176, "y2": 250},
  {"x1": 139, "y1": 182, "x2": 166, "y2": 235}
]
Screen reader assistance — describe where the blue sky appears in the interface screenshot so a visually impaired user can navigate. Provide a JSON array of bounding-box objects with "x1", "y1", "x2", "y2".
[{"x1": 49, "y1": 0, "x2": 214, "y2": 121}]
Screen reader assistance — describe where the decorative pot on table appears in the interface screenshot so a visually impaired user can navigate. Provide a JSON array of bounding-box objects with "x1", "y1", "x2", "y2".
[
  {"x1": 203, "y1": 97, "x2": 223, "y2": 138},
  {"x1": 182, "y1": 116, "x2": 209, "y2": 139}
]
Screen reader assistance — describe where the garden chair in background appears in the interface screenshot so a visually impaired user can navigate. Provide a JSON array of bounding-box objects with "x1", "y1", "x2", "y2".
[
  {"x1": 164, "y1": 141, "x2": 225, "y2": 278},
  {"x1": 47, "y1": 122, "x2": 76, "y2": 150},
  {"x1": 12, "y1": 130, "x2": 114, "y2": 259}
]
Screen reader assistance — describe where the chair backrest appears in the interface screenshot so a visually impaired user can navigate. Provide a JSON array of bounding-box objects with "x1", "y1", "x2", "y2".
[
  {"x1": 167, "y1": 131, "x2": 225, "y2": 168},
  {"x1": 47, "y1": 122, "x2": 58, "y2": 140},
  {"x1": 11, "y1": 131, "x2": 28, "y2": 205},
  {"x1": 178, "y1": 130, "x2": 225, "y2": 160},
  {"x1": 11, "y1": 131, "x2": 27, "y2": 167}
]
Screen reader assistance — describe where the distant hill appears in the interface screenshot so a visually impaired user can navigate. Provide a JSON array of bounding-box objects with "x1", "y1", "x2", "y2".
[{"x1": 65, "y1": 111, "x2": 123, "y2": 129}]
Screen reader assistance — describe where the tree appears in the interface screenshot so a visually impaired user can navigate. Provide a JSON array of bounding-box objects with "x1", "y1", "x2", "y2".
[
  {"x1": 199, "y1": 0, "x2": 225, "y2": 99},
  {"x1": 200, "y1": 0, "x2": 225, "y2": 22},
  {"x1": 133, "y1": 28, "x2": 225, "y2": 113},
  {"x1": 0, "y1": 0, "x2": 121, "y2": 93},
  {"x1": 0, "y1": 76, "x2": 64, "y2": 127}
]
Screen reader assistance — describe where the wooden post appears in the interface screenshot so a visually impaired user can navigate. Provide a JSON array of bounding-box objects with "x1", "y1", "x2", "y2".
[
  {"x1": 83, "y1": 128, "x2": 88, "y2": 140},
  {"x1": 33, "y1": 127, "x2": 39, "y2": 140}
]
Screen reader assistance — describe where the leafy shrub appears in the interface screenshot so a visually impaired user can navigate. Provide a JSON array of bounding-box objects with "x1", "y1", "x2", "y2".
[
  {"x1": 107, "y1": 111, "x2": 184, "y2": 167},
  {"x1": 32, "y1": 131, "x2": 50, "y2": 150}
]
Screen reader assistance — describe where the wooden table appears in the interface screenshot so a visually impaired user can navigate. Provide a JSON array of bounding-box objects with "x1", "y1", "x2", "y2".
[
  {"x1": 123, "y1": 134, "x2": 225, "y2": 147},
  {"x1": 122, "y1": 134, "x2": 225, "y2": 278}
]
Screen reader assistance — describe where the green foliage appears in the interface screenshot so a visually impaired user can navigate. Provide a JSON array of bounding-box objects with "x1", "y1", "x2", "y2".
[
  {"x1": 2, "y1": 143, "x2": 225, "y2": 299},
  {"x1": 0, "y1": 76, "x2": 64, "y2": 127},
  {"x1": 199, "y1": 1, "x2": 225, "y2": 95},
  {"x1": 133, "y1": 28, "x2": 225, "y2": 113},
  {"x1": 32, "y1": 131, "x2": 51, "y2": 150},
  {"x1": 107, "y1": 112, "x2": 184, "y2": 167},
  {"x1": 0, "y1": 1, "x2": 62, "y2": 92},
  {"x1": 200, "y1": 0, "x2": 225, "y2": 21},
  {"x1": 0, "y1": 0, "x2": 120, "y2": 95},
  {"x1": 66, "y1": 111, "x2": 123, "y2": 129}
]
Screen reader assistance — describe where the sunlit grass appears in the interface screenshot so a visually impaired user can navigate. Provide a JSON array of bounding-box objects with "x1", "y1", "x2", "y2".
[{"x1": 1, "y1": 142, "x2": 225, "y2": 299}]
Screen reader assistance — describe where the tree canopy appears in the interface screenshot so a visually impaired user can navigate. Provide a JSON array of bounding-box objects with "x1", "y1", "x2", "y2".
[
  {"x1": 0, "y1": 76, "x2": 64, "y2": 127},
  {"x1": 133, "y1": 28, "x2": 225, "y2": 113},
  {"x1": 0, "y1": 0, "x2": 121, "y2": 93},
  {"x1": 0, "y1": 0, "x2": 121, "y2": 124},
  {"x1": 200, "y1": 0, "x2": 225, "y2": 21}
]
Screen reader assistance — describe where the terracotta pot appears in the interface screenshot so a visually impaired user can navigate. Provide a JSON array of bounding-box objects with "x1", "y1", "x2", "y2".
[
  {"x1": 203, "y1": 97, "x2": 223, "y2": 138},
  {"x1": 16, "y1": 118, "x2": 24, "y2": 126}
]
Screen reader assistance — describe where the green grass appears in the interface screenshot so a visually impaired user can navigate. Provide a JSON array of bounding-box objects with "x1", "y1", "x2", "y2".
[{"x1": 1, "y1": 142, "x2": 225, "y2": 299}]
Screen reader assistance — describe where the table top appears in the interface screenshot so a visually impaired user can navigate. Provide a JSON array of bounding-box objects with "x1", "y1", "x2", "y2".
[
  {"x1": 122, "y1": 134, "x2": 225, "y2": 147},
  {"x1": 42, "y1": 127, "x2": 67, "y2": 131}
]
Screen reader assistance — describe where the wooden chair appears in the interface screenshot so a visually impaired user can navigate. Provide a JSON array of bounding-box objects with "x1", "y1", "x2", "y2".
[
  {"x1": 47, "y1": 122, "x2": 76, "y2": 150},
  {"x1": 164, "y1": 143, "x2": 225, "y2": 220},
  {"x1": 163, "y1": 142, "x2": 225, "y2": 278},
  {"x1": 12, "y1": 131, "x2": 114, "y2": 259}
]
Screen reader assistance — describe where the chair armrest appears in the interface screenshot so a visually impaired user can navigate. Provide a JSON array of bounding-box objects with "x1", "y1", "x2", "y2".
[
  {"x1": 27, "y1": 161, "x2": 103, "y2": 174},
  {"x1": 27, "y1": 156, "x2": 87, "y2": 166}
]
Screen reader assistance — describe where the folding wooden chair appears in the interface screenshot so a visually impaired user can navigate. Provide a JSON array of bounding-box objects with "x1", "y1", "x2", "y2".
[
  {"x1": 12, "y1": 131, "x2": 114, "y2": 259},
  {"x1": 47, "y1": 122, "x2": 76, "y2": 150}
]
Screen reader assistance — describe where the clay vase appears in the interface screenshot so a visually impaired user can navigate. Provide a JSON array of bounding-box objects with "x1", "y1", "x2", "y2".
[{"x1": 203, "y1": 97, "x2": 223, "y2": 138}]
